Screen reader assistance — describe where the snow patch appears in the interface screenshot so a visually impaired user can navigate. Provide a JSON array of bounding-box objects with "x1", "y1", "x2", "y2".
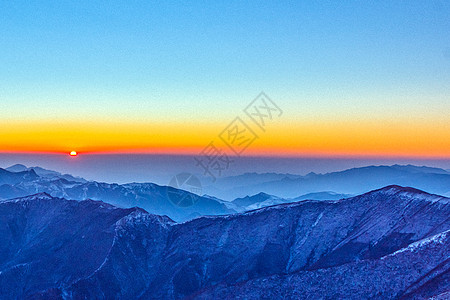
[
  {"x1": 383, "y1": 229, "x2": 450, "y2": 258},
  {"x1": 1, "y1": 193, "x2": 53, "y2": 203}
]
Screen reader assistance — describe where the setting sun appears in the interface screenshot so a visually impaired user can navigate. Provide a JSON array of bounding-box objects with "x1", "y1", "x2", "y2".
[{"x1": 70, "y1": 151, "x2": 77, "y2": 156}]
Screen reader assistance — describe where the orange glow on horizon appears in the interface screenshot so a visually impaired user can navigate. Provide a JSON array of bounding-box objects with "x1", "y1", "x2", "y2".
[{"x1": 0, "y1": 118, "x2": 448, "y2": 159}]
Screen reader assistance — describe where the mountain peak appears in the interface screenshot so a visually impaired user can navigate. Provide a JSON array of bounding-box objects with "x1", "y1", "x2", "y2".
[
  {"x1": 5, "y1": 164, "x2": 29, "y2": 172},
  {"x1": 26, "y1": 168, "x2": 38, "y2": 176},
  {"x1": 359, "y1": 185, "x2": 449, "y2": 204},
  {"x1": 255, "y1": 192, "x2": 271, "y2": 197},
  {"x1": 4, "y1": 164, "x2": 87, "y2": 183},
  {"x1": 376, "y1": 185, "x2": 432, "y2": 194}
]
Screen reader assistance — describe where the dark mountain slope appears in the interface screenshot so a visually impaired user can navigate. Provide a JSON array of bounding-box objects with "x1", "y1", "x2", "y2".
[
  {"x1": 193, "y1": 229, "x2": 450, "y2": 299},
  {"x1": 0, "y1": 186, "x2": 449, "y2": 299}
]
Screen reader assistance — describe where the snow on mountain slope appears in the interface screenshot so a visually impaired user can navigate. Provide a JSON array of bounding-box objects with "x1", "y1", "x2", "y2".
[
  {"x1": 1, "y1": 186, "x2": 448, "y2": 299},
  {"x1": 231, "y1": 191, "x2": 354, "y2": 212},
  {"x1": 231, "y1": 192, "x2": 287, "y2": 211},
  {"x1": 0, "y1": 168, "x2": 38, "y2": 185},
  {"x1": 193, "y1": 228, "x2": 450, "y2": 299},
  {"x1": 0, "y1": 168, "x2": 234, "y2": 222}
]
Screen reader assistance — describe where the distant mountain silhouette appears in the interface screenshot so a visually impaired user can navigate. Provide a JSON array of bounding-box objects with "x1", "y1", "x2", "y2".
[
  {"x1": 5, "y1": 164, "x2": 87, "y2": 183},
  {"x1": 292, "y1": 191, "x2": 352, "y2": 201},
  {"x1": 0, "y1": 167, "x2": 38, "y2": 185},
  {"x1": 204, "y1": 164, "x2": 450, "y2": 199}
]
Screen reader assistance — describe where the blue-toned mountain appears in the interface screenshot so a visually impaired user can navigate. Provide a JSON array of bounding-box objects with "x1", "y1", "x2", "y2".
[{"x1": 0, "y1": 186, "x2": 449, "y2": 299}]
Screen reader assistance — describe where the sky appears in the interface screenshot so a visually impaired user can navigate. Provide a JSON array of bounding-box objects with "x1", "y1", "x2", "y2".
[{"x1": 0, "y1": 1, "x2": 449, "y2": 164}]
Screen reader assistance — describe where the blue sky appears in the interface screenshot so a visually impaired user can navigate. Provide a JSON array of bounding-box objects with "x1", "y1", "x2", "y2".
[
  {"x1": 1, "y1": 1, "x2": 449, "y2": 122},
  {"x1": 0, "y1": 1, "x2": 449, "y2": 168}
]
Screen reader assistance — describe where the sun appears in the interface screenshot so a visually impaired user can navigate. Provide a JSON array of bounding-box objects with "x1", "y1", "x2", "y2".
[{"x1": 69, "y1": 151, "x2": 78, "y2": 157}]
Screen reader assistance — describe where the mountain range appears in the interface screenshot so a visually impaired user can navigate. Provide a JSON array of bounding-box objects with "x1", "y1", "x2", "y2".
[
  {"x1": 0, "y1": 166, "x2": 232, "y2": 222},
  {"x1": 0, "y1": 186, "x2": 449, "y2": 299},
  {"x1": 204, "y1": 164, "x2": 450, "y2": 200},
  {"x1": 231, "y1": 191, "x2": 353, "y2": 212},
  {"x1": 1, "y1": 164, "x2": 450, "y2": 221},
  {"x1": 5, "y1": 164, "x2": 87, "y2": 183}
]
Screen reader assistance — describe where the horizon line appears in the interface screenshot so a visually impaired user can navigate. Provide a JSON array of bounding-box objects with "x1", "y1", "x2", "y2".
[{"x1": 0, "y1": 149, "x2": 449, "y2": 161}]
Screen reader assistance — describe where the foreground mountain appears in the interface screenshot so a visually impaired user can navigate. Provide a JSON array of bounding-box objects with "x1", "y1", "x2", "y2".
[
  {"x1": 205, "y1": 164, "x2": 450, "y2": 199},
  {"x1": 0, "y1": 186, "x2": 449, "y2": 299},
  {"x1": 0, "y1": 167, "x2": 233, "y2": 222}
]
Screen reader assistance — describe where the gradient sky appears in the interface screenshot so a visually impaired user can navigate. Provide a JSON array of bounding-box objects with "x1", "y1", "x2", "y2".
[{"x1": 1, "y1": 1, "x2": 449, "y2": 158}]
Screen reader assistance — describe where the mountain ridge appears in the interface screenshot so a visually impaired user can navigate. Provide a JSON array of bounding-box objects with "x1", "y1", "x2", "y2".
[
  {"x1": 0, "y1": 168, "x2": 234, "y2": 222},
  {"x1": 2, "y1": 164, "x2": 450, "y2": 221},
  {"x1": 205, "y1": 164, "x2": 450, "y2": 199},
  {"x1": 1, "y1": 186, "x2": 450, "y2": 298},
  {"x1": 5, "y1": 164, "x2": 87, "y2": 183}
]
